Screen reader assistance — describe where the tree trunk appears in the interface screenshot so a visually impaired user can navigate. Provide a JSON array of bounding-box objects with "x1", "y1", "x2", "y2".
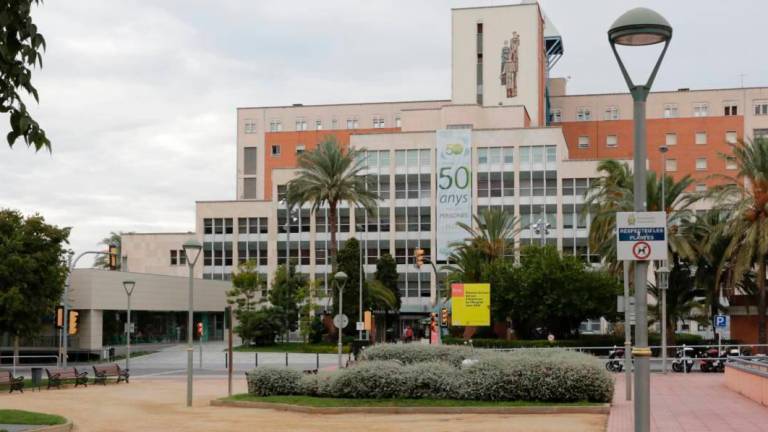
[{"x1": 758, "y1": 257, "x2": 766, "y2": 349}]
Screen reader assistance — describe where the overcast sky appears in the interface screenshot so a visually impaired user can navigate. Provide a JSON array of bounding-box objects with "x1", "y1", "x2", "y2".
[{"x1": 1, "y1": 0, "x2": 765, "y2": 267}]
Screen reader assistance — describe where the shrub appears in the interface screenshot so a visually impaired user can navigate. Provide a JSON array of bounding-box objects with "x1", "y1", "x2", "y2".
[
  {"x1": 401, "y1": 361, "x2": 460, "y2": 399},
  {"x1": 360, "y1": 343, "x2": 473, "y2": 367},
  {"x1": 328, "y1": 361, "x2": 407, "y2": 399},
  {"x1": 246, "y1": 367, "x2": 301, "y2": 396}
]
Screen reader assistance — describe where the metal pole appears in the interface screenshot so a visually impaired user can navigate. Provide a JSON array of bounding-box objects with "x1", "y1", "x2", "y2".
[
  {"x1": 228, "y1": 308, "x2": 233, "y2": 397},
  {"x1": 199, "y1": 333, "x2": 203, "y2": 368},
  {"x1": 359, "y1": 233, "x2": 363, "y2": 341},
  {"x1": 338, "y1": 286, "x2": 344, "y2": 369},
  {"x1": 623, "y1": 261, "x2": 632, "y2": 401},
  {"x1": 126, "y1": 293, "x2": 132, "y2": 372},
  {"x1": 632, "y1": 93, "x2": 651, "y2": 432},
  {"x1": 186, "y1": 264, "x2": 194, "y2": 407},
  {"x1": 661, "y1": 152, "x2": 667, "y2": 375}
]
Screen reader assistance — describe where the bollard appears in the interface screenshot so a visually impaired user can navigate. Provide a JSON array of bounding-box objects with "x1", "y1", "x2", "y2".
[
  {"x1": 225, "y1": 352, "x2": 227, "y2": 368},
  {"x1": 316, "y1": 352, "x2": 320, "y2": 370},
  {"x1": 255, "y1": 352, "x2": 258, "y2": 367},
  {"x1": 683, "y1": 344, "x2": 687, "y2": 374},
  {"x1": 285, "y1": 352, "x2": 288, "y2": 367}
]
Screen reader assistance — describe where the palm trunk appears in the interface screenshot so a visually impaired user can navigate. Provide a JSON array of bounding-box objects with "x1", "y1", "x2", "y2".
[{"x1": 758, "y1": 257, "x2": 766, "y2": 349}]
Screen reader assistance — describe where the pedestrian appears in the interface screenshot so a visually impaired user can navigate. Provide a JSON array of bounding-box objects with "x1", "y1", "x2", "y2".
[{"x1": 405, "y1": 325, "x2": 413, "y2": 343}]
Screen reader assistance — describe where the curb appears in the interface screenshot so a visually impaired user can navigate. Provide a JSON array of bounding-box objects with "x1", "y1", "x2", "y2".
[
  {"x1": 211, "y1": 399, "x2": 610, "y2": 415},
  {"x1": 28, "y1": 421, "x2": 73, "y2": 432}
]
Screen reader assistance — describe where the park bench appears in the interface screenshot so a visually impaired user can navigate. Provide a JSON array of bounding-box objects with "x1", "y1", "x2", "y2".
[
  {"x1": 0, "y1": 370, "x2": 24, "y2": 393},
  {"x1": 45, "y1": 367, "x2": 88, "y2": 389},
  {"x1": 92, "y1": 363, "x2": 129, "y2": 385}
]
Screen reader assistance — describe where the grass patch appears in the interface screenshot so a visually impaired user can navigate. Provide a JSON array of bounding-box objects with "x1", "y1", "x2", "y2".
[
  {"x1": 224, "y1": 394, "x2": 599, "y2": 408},
  {"x1": 233, "y1": 343, "x2": 350, "y2": 354},
  {"x1": 0, "y1": 409, "x2": 66, "y2": 425}
]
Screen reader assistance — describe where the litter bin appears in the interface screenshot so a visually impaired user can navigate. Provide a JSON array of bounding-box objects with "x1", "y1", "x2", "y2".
[
  {"x1": 109, "y1": 347, "x2": 116, "y2": 361},
  {"x1": 31, "y1": 367, "x2": 43, "y2": 391}
]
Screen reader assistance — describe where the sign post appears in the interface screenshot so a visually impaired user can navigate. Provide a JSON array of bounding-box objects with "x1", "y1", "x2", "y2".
[
  {"x1": 715, "y1": 315, "x2": 727, "y2": 356},
  {"x1": 450, "y1": 283, "x2": 490, "y2": 327},
  {"x1": 617, "y1": 212, "x2": 668, "y2": 261}
]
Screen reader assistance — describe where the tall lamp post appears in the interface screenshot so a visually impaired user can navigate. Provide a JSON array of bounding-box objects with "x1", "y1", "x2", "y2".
[
  {"x1": 122, "y1": 280, "x2": 136, "y2": 372},
  {"x1": 659, "y1": 144, "x2": 669, "y2": 374},
  {"x1": 333, "y1": 271, "x2": 348, "y2": 369},
  {"x1": 531, "y1": 215, "x2": 551, "y2": 246},
  {"x1": 609, "y1": 8, "x2": 672, "y2": 432},
  {"x1": 182, "y1": 239, "x2": 203, "y2": 408}
]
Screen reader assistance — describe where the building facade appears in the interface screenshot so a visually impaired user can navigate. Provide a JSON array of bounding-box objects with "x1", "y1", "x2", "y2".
[{"x1": 120, "y1": 2, "x2": 767, "y2": 335}]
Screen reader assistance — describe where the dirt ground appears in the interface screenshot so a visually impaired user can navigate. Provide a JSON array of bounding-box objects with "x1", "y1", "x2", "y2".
[{"x1": 0, "y1": 377, "x2": 607, "y2": 432}]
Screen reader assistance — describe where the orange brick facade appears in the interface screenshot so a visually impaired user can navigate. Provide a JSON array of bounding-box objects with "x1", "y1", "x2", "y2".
[{"x1": 558, "y1": 115, "x2": 744, "y2": 188}]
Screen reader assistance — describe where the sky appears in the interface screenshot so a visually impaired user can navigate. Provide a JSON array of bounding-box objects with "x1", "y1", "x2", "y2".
[{"x1": 0, "y1": 0, "x2": 766, "y2": 267}]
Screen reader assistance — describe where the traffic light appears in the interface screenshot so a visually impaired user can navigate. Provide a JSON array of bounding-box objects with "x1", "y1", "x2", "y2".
[
  {"x1": 55, "y1": 306, "x2": 64, "y2": 329},
  {"x1": 197, "y1": 322, "x2": 204, "y2": 337},
  {"x1": 414, "y1": 248, "x2": 425, "y2": 269},
  {"x1": 68, "y1": 310, "x2": 79, "y2": 335},
  {"x1": 108, "y1": 244, "x2": 119, "y2": 270},
  {"x1": 440, "y1": 307, "x2": 449, "y2": 327}
]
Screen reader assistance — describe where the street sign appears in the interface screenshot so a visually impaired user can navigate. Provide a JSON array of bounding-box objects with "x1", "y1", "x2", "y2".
[
  {"x1": 356, "y1": 321, "x2": 364, "y2": 331},
  {"x1": 333, "y1": 314, "x2": 349, "y2": 329},
  {"x1": 715, "y1": 315, "x2": 727, "y2": 328},
  {"x1": 617, "y1": 295, "x2": 636, "y2": 325},
  {"x1": 616, "y1": 212, "x2": 667, "y2": 261}
]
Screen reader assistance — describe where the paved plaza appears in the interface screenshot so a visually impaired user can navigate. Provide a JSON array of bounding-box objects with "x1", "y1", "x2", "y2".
[{"x1": 607, "y1": 373, "x2": 768, "y2": 432}]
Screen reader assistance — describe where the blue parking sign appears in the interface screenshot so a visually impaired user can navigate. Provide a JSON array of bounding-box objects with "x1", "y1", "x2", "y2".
[{"x1": 715, "y1": 315, "x2": 727, "y2": 328}]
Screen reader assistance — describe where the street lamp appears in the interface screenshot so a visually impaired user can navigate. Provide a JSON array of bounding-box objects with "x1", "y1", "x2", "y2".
[
  {"x1": 182, "y1": 239, "x2": 202, "y2": 408},
  {"x1": 334, "y1": 271, "x2": 348, "y2": 369},
  {"x1": 659, "y1": 144, "x2": 669, "y2": 375},
  {"x1": 609, "y1": 8, "x2": 672, "y2": 432},
  {"x1": 531, "y1": 215, "x2": 551, "y2": 247},
  {"x1": 122, "y1": 280, "x2": 136, "y2": 372}
]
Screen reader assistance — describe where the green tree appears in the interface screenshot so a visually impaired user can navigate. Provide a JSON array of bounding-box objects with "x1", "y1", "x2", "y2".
[
  {"x1": 648, "y1": 256, "x2": 705, "y2": 348},
  {"x1": 237, "y1": 307, "x2": 283, "y2": 346},
  {"x1": 269, "y1": 261, "x2": 306, "y2": 340},
  {"x1": 92, "y1": 231, "x2": 122, "y2": 270},
  {"x1": 227, "y1": 260, "x2": 265, "y2": 314},
  {"x1": 0, "y1": 209, "x2": 70, "y2": 357},
  {"x1": 373, "y1": 253, "x2": 399, "y2": 340},
  {"x1": 456, "y1": 207, "x2": 520, "y2": 261},
  {"x1": 336, "y1": 237, "x2": 362, "y2": 334},
  {"x1": 286, "y1": 137, "x2": 377, "y2": 273},
  {"x1": 1, "y1": 1, "x2": 50, "y2": 150},
  {"x1": 713, "y1": 137, "x2": 768, "y2": 345}
]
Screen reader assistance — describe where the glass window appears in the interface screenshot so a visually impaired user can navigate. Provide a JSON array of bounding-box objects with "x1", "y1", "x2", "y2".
[
  {"x1": 693, "y1": 103, "x2": 709, "y2": 117},
  {"x1": 576, "y1": 107, "x2": 592, "y2": 121},
  {"x1": 420, "y1": 149, "x2": 430, "y2": 167},
  {"x1": 696, "y1": 158, "x2": 708, "y2": 171},
  {"x1": 244, "y1": 118, "x2": 257, "y2": 134},
  {"x1": 695, "y1": 184, "x2": 707, "y2": 192},
  {"x1": 244, "y1": 147, "x2": 258, "y2": 175},
  {"x1": 379, "y1": 151, "x2": 390, "y2": 168},
  {"x1": 695, "y1": 132, "x2": 707, "y2": 145},
  {"x1": 395, "y1": 174, "x2": 406, "y2": 199},
  {"x1": 395, "y1": 207, "x2": 406, "y2": 232},
  {"x1": 604, "y1": 106, "x2": 619, "y2": 120},
  {"x1": 503, "y1": 172, "x2": 514, "y2": 196},
  {"x1": 170, "y1": 250, "x2": 177, "y2": 266},
  {"x1": 395, "y1": 150, "x2": 406, "y2": 166},
  {"x1": 489, "y1": 172, "x2": 502, "y2": 197},
  {"x1": 726, "y1": 156, "x2": 737, "y2": 170},
  {"x1": 724, "y1": 103, "x2": 738, "y2": 116},
  {"x1": 546, "y1": 146, "x2": 556, "y2": 162},
  {"x1": 666, "y1": 159, "x2": 678, "y2": 172},
  {"x1": 406, "y1": 150, "x2": 418, "y2": 167},
  {"x1": 204, "y1": 218, "x2": 212, "y2": 234},
  {"x1": 477, "y1": 172, "x2": 489, "y2": 197},
  {"x1": 550, "y1": 109, "x2": 562, "y2": 123},
  {"x1": 665, "y1": 133, "x2": 677, "y2": 146},
  {"x1": 577, "y1": 136, "x2": 590, "y2": 148},
  {"x1": 478, "y1": 148, "x2": 488, "y2": 164},
  {"x1": 520, "y1": 147, "x2": 530, "y2": 163},
  {"x1": 562, "y1": 178, "x2": 574, "y2": 195},
  {"x1": 316, "y1": 120, "x2": 323, "y2": 130},
  {"x1": 271, "y1": 145, "x2": 281, "y2": 156},
  {"x1": 606, "y1": 135, "x2": 618, "y2": 147},
  {"x1": 488, "y1": 147, "x2": 501, "y2": 164},
  {"x1": 726, "y1": 131, "x2": 738, "y2": 144},
  {"x1": 296, "y1": 144, "x2": 305, "y2": 154},
  {"x1": 503, "y1": 148, "x2": 514, "y2": 164},
  {"x1": 532, "y1": 146, "x2": 544, "y2": 163},
  {"x1": 755, "y1": 102, "x2": 768, "y2": 116},
  {"x1": 663, "y1": 104, "x2": 678, "y2": 118}
]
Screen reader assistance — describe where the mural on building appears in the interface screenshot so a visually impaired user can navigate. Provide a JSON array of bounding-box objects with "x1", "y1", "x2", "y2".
[{"x1": 500, "y1": 32, "x2": 520, "y2": 98}]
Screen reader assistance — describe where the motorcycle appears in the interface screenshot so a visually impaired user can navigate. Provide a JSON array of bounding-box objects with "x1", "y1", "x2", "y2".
[
  {"x1": 671, "y1": 346, "x2": 695, "y2": 373},
  {"x1": 605, "y1": 346, "x2": 625, "y2": 372},
  {"x1": 700, "y1": 347, "x2": 725, "y2": 373}
]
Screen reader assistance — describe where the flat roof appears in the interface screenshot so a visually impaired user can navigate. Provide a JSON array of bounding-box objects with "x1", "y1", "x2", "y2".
[{"x1": 238, "y1": 99, "x2": 449, "y2": 111}]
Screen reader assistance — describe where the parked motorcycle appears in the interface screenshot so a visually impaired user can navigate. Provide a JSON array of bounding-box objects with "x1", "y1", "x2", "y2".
[
  {"x1": 700, "y1": 347, "x2": 725, "y2": 373},
  {"x1": 606, "y1": 347, "x2": 625, "y2": 372},
  {"x1": 671, "y1": 346, "x2": 695, "y2": 373}
]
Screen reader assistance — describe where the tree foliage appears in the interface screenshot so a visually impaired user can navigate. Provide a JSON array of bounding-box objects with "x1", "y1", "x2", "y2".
[
  {"x1": 236, "y1": 307, "x2": 283, "y2": 346},
  {"x1": 227, "y1": 260, "x2": 265, "y2": 313},
  {"x1": 0, "y1": 209, "x2": 70, "y2": 340},
  {"x1": 1, "y1": 0, "x2": 50, "y2": 151},
  {"x1": 269, "y1": 261, "x2": 306, "y2": 339},
  {"x1": 92, "y1": 231, "x2": 122, "y2": 270},
  {"x1": 374, "y1": 253, "x2": 399, "y2": 312}
]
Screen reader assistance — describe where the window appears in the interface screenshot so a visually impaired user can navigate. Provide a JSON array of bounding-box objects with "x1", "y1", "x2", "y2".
[
  {"x1": 243, "y1": 147, "x2": 258, "y2": 175},
  {"x1": 577, "y1": 136, "x2": 590, "y2": 148},
  {"x1": 243, "y1": 178, "x2": 257, "y2": 199},
  {"x1": 606, "y1": 135, "x2": 618, "y2": 148},
  {"x1": 271, "y1": 145, "x2": 281, "y2": 156},
  {"x1": 503, "y1": 147, "x2": 514, "y2": 163},
  {"x1": 550, "y1": 108, "x2": 562, "y2": 123},
  {"x1": 604, "y1": 106, "x2": 619, "y2": 120},
  {"x1": 395, "y1": 115, "x2": 401, "y2": 128},
  {"x1": 665, "y1": 133, "x2": 677, "y2": 146},
  {"x1": 373, "y1": 116, "x2": 385, "y2": 128},
  {"x1": 756, "y1": 129, "x2": 768, "y2": 140},
  {"x1": 693, "y1": 103, "x2": 709, "y2": 117},
  {"x1": 665, "y1": 159, "x2": 677, "y2": 172},
  {"x1": 244, "y1": 118, "x2": 257, "y2": 134},
  {"x1": 663, "y1": 104, "x2": 678, "y2": 118},
  {"x1": 477, "y1": 148, "x2": 488, "y2": 164},
  {"x1": 695, "y1": 184, "x2": 707, "y2": 193},
  {"x1": 296, "y1": 144, "x2": 305, "y2": 154},
  {"x1": 170, "y1": 250, "x2": 178, "y2": 266},
  {"x1": 576, "y1": 107, "x2": 592, "y2": 121},
  {"x1": 755, "y1": 101, "x2": 768, "y2": 116},
  {"x1": 724, "y1": 102, "x2": 738, "y2": 116},
  {"x1": 546, "y1": 146, "x2": 556, "y2": 162},
  {"x1": 726, "y1": 131, "x2": 738, "y2": 144},
  {"x1": 295, "y1": 118, "x2": 307, "y2": 131},
  {"x1": 331, "y1": 119, "x2": 338, "y2": 129},
  {"x1": 726, "y1": 156, "x2": 737, "y2": 170},
  {"x1": 179, "y1": 250, "x2": 186, "y2": 265},
  {"x1": 695, "y1": 132, "x2": 707, "y2": 145},
  {"x1": 346, "y1": 118, "x2": 358, "y2": 129},
  {"x1": 696, "y1": 158, "x2": 708, "y2": 171},
  {"x1": 315, "y1": 120, "x2": 323, "y2": 130},
  {"x1": 269, "y1": 120, "x2": 282, "y2": 132}
]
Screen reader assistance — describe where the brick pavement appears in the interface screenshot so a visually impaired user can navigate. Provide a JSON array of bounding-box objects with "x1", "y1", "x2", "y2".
[{"x1": 607, "y1": 373, "x2": 768, "y2": 432}]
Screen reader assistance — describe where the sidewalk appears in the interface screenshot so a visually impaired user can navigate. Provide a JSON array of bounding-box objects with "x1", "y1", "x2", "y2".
[{"x1": 607, "y1": 373, "x2": 768, "y2": 432}]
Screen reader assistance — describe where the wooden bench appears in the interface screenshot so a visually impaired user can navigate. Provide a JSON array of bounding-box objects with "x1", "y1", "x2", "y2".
[
  {"x1": 0, "y1": 370, "x2": 24, "y2": 393},
  {"x1": 92, "y1": 363, "x2": 129, "y2": 385},
  {"x1": 45, "y1": 367, "x2": 88, "y2": 389}
]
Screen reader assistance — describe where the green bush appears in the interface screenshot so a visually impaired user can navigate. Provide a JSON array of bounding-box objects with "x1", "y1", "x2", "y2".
[
  {"x1": 245, "y1": 367, "x2": 301, "y2": 396},
  {"x1": 401, "y1": 361, "x2": 459, "y2": 399},
  {"x1": 360, "y1": 343, "x2": 473, "y2": 367}
]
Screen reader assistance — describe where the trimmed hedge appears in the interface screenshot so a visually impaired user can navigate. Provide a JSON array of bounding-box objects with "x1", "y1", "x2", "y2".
[{"x1": 247, "y1": 344, "x2": 613, "y2": 403}]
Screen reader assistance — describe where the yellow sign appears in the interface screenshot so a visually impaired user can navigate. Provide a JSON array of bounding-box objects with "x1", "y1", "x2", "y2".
[{"x1": 451, "y1": 283, "x2": 490, "y2": 326}]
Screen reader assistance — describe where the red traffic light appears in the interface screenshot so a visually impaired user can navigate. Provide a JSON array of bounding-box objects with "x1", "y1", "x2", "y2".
[{"x1": 197, "y1": 322, "x2": 204, "y2": 336}]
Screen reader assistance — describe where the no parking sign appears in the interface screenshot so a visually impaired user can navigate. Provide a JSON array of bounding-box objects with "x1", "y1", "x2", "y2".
[{"x1": 616, "y1": 212, "x2": 667, "y2": 261}]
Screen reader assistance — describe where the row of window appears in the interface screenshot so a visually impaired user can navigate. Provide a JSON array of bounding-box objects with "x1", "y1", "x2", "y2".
[
  {"x1": 664, "y1": 156, "x2": 737, "y2": 172},
  {"x1": 247, "y1": 115, "x2": 404, "y2": 134},
  {"x1": 576, "y1": 131, "x2": 738, "y2": 149},
  {"x1": 552, "y1": 101, "x2": 768, "y2": 122},
  {"x1": 169, "y1": 249, "x2": 187, "y2": 266}
]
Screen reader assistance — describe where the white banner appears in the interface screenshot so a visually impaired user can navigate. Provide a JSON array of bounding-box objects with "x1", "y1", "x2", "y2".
[
  {"x1": 616, "y1": 211, "x2": 668, "y2": 261},
  {"x1": 436, "y1": 129, "x2": 472, "y2": 261}
]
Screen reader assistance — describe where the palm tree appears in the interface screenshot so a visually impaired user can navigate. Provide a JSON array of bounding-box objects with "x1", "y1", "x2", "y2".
[
  {"x1": 286, "y1": 137, "x2": 377, "y2": 270},
  {"x1": 648, "y1": 256, "x2": 706, "y2": 348},
  {"x1": 93, "y1": 231, "x2": 122, "y2": 269},
  {"x1": 712, "y1": 138, "x2": 768, "y2": 346}
]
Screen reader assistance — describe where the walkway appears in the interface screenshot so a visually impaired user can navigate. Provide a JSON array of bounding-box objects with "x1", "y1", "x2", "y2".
[{"x1": 608, "y1": 373, "x2": 768, "y2": 432}]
